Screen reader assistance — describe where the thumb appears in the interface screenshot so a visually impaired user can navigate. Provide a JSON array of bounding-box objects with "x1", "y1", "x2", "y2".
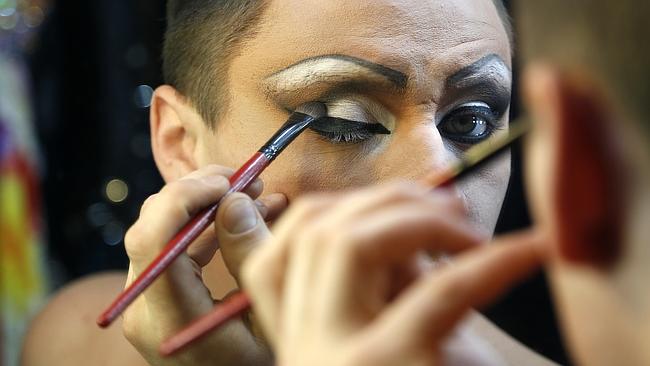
[{"x1": 216, "y1": 192, "x2": 273, "y2": 284}]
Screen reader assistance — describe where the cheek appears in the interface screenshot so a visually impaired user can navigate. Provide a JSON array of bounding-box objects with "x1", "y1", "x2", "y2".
[
  {"x1": 457, "y1": 154, "x2": 511, "y2": 236},
  {"x1": 260, "y1": 124, "x2": 453, "y2": 198},
  {"x1": 259, "y1": 140, "x2": 384, "y2": 198},
  {"x1": 196, "y1": 113, "x2": 262, "y2": 168}
]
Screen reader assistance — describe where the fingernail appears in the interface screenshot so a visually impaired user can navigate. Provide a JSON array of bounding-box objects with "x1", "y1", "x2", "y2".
[{"x1": 223, "y1": 198, "x2": 258, "y2": 234}]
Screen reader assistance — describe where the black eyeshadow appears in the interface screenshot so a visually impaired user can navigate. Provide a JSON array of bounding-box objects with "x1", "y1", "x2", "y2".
[{"x1": 309, "y1": 117, "x2": 391, "y2": 135}]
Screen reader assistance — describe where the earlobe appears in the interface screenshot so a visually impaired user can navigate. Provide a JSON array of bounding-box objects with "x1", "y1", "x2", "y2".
[
  {"x1": 524, "y1": 66, "x2": 625, "y2": 268},
  {"x1": 150, "y1": 85, "x2": 201, "y2": 182}
]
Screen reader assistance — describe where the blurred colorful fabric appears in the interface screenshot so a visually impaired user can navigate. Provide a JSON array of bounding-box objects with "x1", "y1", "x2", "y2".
[
  {"x1": 0, "y1": 57, "x2": 47, "y2": 366},
  {"x1": 1, "y1": 1, "x2": 49, "y2": 364}
]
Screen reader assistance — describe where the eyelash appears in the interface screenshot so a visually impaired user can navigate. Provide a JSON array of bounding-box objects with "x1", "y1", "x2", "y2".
[
  {"x1": 310, "y1": 116, "x2": 390, "y2": 144},
  {"x1": 315, "y1": 129, "x2": 376, "y2": 144}
]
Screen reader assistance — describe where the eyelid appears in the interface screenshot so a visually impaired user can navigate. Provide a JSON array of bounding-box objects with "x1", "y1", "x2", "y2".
[
  {"x1": 436, "y1": 98, "x2": 505, "y2": 127},
  {"x1": 438, "y1": 75, "x2": 512, "y2": 122},
  {"x1": 458, "y1": 101, "x2": 490, "y2": 108},
  {"x1": 320, "y1": 94, "x2": 396, "y2": 129},
  {"x1": 307, "y1": 95, "x2": 393, "y2": 145}
]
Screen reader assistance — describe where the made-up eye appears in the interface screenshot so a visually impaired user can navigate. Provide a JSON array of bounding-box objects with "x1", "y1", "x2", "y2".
[
  {"x1": 438, "y1": 102, "x2": 500, "y2": 144},
  {"x1": 308, "y1": 96, "x2": 392, "y2": 144},
  {"x1": 309, "y1": 117, "x2": 390, "y2": 144}
]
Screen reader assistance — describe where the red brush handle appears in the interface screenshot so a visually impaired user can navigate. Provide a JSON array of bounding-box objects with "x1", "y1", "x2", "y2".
[
  {"x1": 159, "y1": 292, "x2": 251, "y2": 356},
  {"x1": 97, "y1": 152, "x2": 270, "y2": 328}
]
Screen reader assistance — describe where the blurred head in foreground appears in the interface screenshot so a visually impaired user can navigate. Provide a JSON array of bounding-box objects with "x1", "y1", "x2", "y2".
[{"x1": 518, "y1": 1, "x2": 650, "y2": 365}]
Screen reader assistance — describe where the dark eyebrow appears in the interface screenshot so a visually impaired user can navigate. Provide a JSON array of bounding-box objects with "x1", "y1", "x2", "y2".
[
  {"x1": 445, "y1": 54, "x2": 512, "y2": 89},
  {"x1": 269, "y1": 54, "x2": 408, "y2": 89}
]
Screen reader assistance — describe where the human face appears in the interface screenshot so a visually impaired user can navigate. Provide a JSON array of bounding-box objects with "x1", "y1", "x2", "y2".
[{"x1": 197, "y1": 0, "x2": 512, "y2": 236}]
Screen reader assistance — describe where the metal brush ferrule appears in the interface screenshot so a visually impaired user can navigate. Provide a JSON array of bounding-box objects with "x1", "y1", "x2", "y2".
[{"x1": 259, "y1": 112, "x2": 316, "y2": 160}]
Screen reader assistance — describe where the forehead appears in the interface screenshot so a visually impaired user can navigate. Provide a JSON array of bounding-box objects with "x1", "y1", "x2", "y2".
[{"x1": 233, "y1": 0, "x2": 510, "y2": 89}]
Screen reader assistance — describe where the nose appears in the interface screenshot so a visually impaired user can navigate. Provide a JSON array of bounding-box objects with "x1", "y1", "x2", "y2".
[{"x1": 378, "y1": 122, "x2": 455, "y2": 182}]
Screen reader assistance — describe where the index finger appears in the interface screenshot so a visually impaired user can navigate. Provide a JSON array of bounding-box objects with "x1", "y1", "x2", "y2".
[{"x1": 181, "y1": 164, "x2": 264, "y2": 199}]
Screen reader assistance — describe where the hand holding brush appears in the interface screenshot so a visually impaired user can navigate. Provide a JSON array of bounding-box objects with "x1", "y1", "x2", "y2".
[
  {"x1": 159, "y1": 119, "x2": 531, "y2": 356},
  {"x1": 101, "y1": 103, "x2": 326, "y2": 365}
]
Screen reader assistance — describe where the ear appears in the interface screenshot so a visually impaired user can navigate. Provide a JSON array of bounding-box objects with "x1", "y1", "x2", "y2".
[
  {"x1": 523, "y1": 65, "x2": 625, "y2": 268},
  {"x1": 150, "y1": 85, "x2": 204, "y2": 182}
]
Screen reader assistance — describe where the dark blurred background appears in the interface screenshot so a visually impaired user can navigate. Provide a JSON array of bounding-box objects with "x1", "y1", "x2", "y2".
[
  {"x1": 25, "y1": 1, "x2": 568, "y2": 364},
  {"x1": 30, "y1": 1, "x2": 166, "y2": 278}
]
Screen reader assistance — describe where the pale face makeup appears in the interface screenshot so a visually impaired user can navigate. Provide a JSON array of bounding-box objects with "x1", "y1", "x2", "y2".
[{"x1": 195, "y1": 0, "x2": 513, "y2": 236}]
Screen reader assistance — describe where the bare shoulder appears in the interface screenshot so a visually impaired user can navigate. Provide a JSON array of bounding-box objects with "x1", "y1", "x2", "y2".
[{"x1": 21, "y1": 272, "x2": 148, "y2": 366}]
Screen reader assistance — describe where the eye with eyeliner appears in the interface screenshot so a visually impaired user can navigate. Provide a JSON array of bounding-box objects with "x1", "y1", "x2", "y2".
[
  {"x1": 438, "y1": 54, "x2": 512, "y2": 146},
  {"x1": 438, "y1": 101, "x2": 506, "y2": 145},
  {"x1": 306, "y1": 96, "x2": 393, "y2": 144},
  {"x1": 309, "y1": 116, "x2": 390, "y2": 144}
]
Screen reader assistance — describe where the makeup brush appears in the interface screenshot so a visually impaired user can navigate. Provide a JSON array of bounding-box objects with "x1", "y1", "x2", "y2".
[
  {"x1": 158, "y1": 119, "x2": 532, "y2": 357},
  {"x1": 422, "y1": 119, "x2": 531, "y2": 187},
  {"x1": 97, "y1": 102, "x2": 328, "y2": 328}
]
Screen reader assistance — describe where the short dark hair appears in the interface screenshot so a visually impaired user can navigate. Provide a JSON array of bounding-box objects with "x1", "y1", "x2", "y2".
[
  {"x1": 163, "y1": 0, "x2": 512, "y2": 126},
  {"x1": 163, "y1": 0, "x2": 267, "y2": 126}
]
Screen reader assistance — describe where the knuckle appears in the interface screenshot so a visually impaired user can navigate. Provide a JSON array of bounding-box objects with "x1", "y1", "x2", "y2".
[
  {"x1": 157, "y1": 185, "x2": 193, "y2": 215},
  {"x1": 329, "y1": 228, "x2": 368, "y2": 262},
  {"x1": 329, "y1": 229, "x2": 351, "y2": 249},
  {"x1": 240, "y1": 259, "x2": 257, "y2": 289},
  {"x1": 241, "y1": 251, "x2": 270, "y2": 292},
  {"x1": 121, "y1": 315, "x2": 140, "y2": 346},
  {"x1": 290, "y1": 196, "x2": 322, "y2": 216},
  {"x1": 448, "y1": 197, "x2": 467, "y2": 214},
  {"x1": 294, "y1": 226, "x2": 324, "y2": 252},
  {"x1": 435, "y1": 273, "x2": 470, "y2": 300},
  {"x1": 432, "y1": 190, "x2": 463, "y2": 208},
  {"x1": 139, "y1": 194, "x2": 158, "y2": 215},
  {"x1": 423, "y1": 210, "x2": 444, "y2": 227},
  {"x1": 342, "y1": 345, "x2": 375, "y2": 366},
  {"x1": 212, "y1": 174, "x2": 231, "y2": 187},
  {"x1": 290, "y1": 196, "x2": 313, "y2": 211},
  {"x1": 302, "y1": 218, "x2": 333, "y2": 242},
  {"x1": 391, "y1": 180, "x2": 416, "y2": 192},
  {"x1": 254, "y1": 199, "x2": 269, "y2": 218},
  {"x1": 123, "y1": 224, "x2": 152, "y2": 259},
  {"x1": 249, "y1": 177, "x2": 265, "y2": 190},
  {"x1": 122, "y1": 320, "x2": 134, "y2": 341},
  {"x1": 123, "y1": 225, "x2": 142, "y2": 248},
  {"x1": 206, "y1": 164, "x2": 235, "y2": 176},
  {"x1": 159, "y1": 180, "x2": 188, "y2": 198},
  {"x1": 202, "y1": 164, "x2": 222, "y2": 173},
  {"x1": 320, "y1": 229, "x2": 367, "y2": 264},
  {"x1": 227, "y1": 191, "x2": 250, "y2": 202}
]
